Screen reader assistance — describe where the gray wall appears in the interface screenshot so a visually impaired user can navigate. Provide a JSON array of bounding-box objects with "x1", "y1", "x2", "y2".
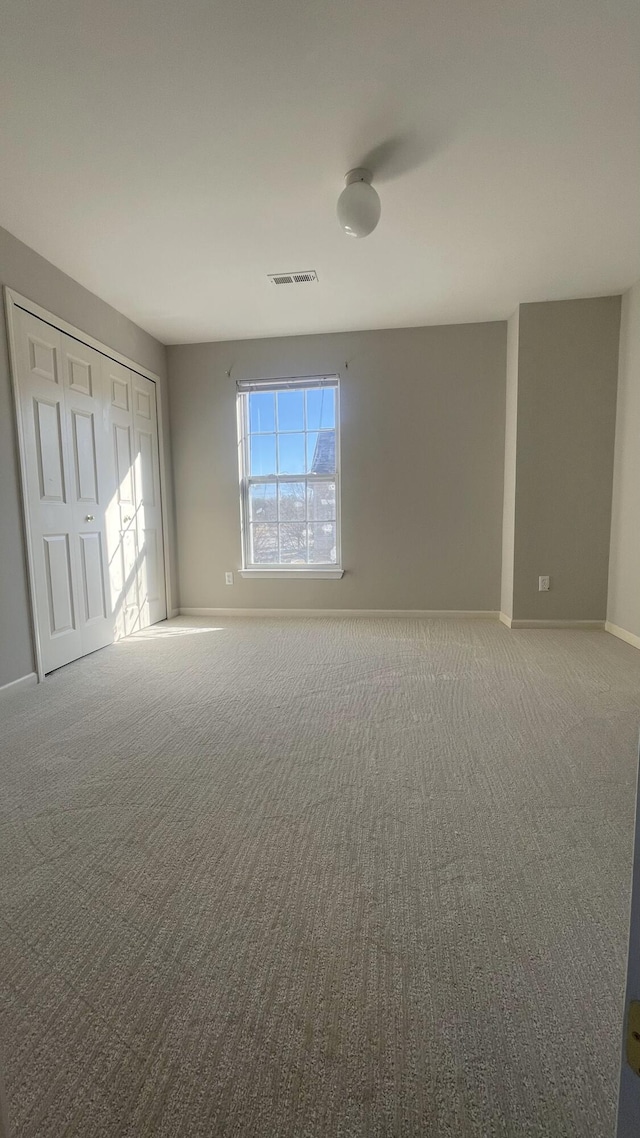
[
  {"x1": 500, "y1": 310, "x2": 519, "y2": 619},
  {"x1": 616, "y1": 749, "x2": 640, "y2": 1137},
  {"x1": 509, "y1": 297, "x2": 621, "y2": 621},
  {"x1": 608, "y1": 280, "x2": 640, "y2": 638},
  {"x1": 168, "y1": 322, "x2": 507, "y2": 612},
  {"x1": 609, "y1": 281, "x2": 640, "y2": 1138},
  {"x1": 0, "y1": 224, "x2": 175, "y2": 688}
]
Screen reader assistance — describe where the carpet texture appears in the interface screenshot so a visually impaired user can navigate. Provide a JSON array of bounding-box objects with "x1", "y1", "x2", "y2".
[{"x1": 1, "y1": 617, "x2": 639, "y2": 1137}]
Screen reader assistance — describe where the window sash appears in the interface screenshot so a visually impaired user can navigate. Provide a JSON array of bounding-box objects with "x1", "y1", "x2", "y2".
[
  {"x1": 248, "y1": 516, "x2": 337, "y2": 566},
  {"x1": 246, "y1": 473, "x2": 335, "y2": 484},
  {"x1": 244, "y1": 476, "x2": 339, "y2": 566}
]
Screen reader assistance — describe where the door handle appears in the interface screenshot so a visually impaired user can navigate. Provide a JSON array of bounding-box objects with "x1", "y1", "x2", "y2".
[{"x1": 85, "y1": 514, "x2": 95, "y2": 521}]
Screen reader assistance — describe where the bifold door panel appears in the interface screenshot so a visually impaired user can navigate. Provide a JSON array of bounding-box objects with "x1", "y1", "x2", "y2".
[
  {"x1": 132, "y1": 375, "x2": 165, "y2": 627},
  {"x1": 13, "y1": 307, "x2": 166, "y2": 674}
]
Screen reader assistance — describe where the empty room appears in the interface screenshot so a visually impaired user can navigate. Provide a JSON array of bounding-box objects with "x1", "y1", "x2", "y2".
[{"x1": 2, "y1": 1, "x2": 640, "y2": 1135}]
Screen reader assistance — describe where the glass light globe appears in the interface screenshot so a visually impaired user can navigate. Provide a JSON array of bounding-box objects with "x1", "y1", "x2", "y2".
[{"x1": 337, "y1": 169, "x2": 381, "y2": 238}]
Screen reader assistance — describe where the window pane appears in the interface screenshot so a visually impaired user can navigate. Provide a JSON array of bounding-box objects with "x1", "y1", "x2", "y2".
[
  {"x1": 307, "y1": 429, "x2": 335, "y2": 474},
  {"x1": 279, "y1": 523, "x2": 308, "y2": 564},
  {"x1": 250, "y1": 522, "x2": 278, "y2": 564},
  {"x1": 308, "y1": 522, "x2": 336, "y2": 564},
  {"x1": 241, "y1": 382, "x2": 339, "y2": 569},
  {"x1": 279, "y1": 481, "x2": 306, "y2": 522},
  {"x1": 306, "y1": 387, "x2": 335, "y2": 430},
  {"x1": 250, "y1": 434, "x2": 276, "y2": 476},
  {"x1": 277, "y1": 390, "x2": 304, "y2": 431},
  {"x1": 307, "y1": 480, "x2": 335, "y2": 521},
  {"x1": 278, "y1": 432, "x2": 305, "y2": 474},
  {"x1": 249, "y1": 391, "x2": 275, "y2": 433},
  {"x1": 249, "y1": 482, "x2": 277, "y2": 522}
]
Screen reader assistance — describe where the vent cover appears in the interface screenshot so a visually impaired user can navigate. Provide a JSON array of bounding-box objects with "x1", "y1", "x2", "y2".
[{"x1": 268, "y1": 270, "x2": 319, "y2": 285}]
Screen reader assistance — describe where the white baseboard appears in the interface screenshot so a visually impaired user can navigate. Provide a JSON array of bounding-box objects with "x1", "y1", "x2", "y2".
[
  {"x1": 605, "y1": 621, "x2": 640, "y2": 650},
  {"x1": 505, "y1": 619, "x2": 605, "y2": 630},
  {"x1": 179, "y1": 607, "x2": 500, "y2": 620},
  {"x1": 499, "y1": 612, "x2": 512, "y2": 628},
  {"x1": 0, "y1": 671, "x2": 37, "y2": 696},
  {"x1": 168, "y1": 607, "x2": 180, "y2": 619}
]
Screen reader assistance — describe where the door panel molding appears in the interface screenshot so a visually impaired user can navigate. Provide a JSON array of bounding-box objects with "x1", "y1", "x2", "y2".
[
  {"x1": 34, "y1": 398, "x2": 66, "y2": 503},
  {"x1": 5, "y1": 287, "x2": 172, "y2": 681},
  {"x1": 43, "y1": 533, "x2": 75, "y2": 636},
  {"x1": 71, "y1": 409, "x2": 99, "y2": 502},
  {"x1": 28, "y1": 331, "x2": 59, "y2": 384},
  {"x1": 79, "y1": 531, "x2": 107, "y2": 624}
]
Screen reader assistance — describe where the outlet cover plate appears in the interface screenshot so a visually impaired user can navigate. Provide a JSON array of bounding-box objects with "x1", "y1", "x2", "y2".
[{"x1": 626, "y1": 1000, "x2": 640, "y2": 1076}]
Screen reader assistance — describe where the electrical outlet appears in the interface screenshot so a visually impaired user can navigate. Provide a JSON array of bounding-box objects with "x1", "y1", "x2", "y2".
[
  {"x1": 225, "y1": 572, "x2": 234, "y2": 586},
  {"x1": 539, "y1": 575, "x2": 550, "y2": 592},
  {"x1": 625, "y1": 1000, "x2": 640, "y2": 1077}
]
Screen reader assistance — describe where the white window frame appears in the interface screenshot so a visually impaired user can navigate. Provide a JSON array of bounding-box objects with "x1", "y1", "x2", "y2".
[{"x1": 237, "y1": 376, "x2": 343, "y2": 579}]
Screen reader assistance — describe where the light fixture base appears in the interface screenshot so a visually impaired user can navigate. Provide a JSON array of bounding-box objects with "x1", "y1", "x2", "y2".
[{"x1": 344, "y1": 168, "x2": 373, "y2": 187}]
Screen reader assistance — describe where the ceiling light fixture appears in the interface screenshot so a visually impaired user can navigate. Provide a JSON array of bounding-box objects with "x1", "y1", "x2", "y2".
[{"x1": 336, "y1": 168, "x2": 381, "y2": 238}]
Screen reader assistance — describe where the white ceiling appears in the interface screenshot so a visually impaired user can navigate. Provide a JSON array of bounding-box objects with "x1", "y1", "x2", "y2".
[{"x1": 1, "y1": 0, "x2": 639, "y2": 344}]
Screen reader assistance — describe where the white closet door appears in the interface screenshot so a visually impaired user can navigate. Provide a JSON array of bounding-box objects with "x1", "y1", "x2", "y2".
[
  {"x1": 132, "y1": 374, "x2": 166, "y2": 627},
  {"x1": 13, "y1": 307, "x2": 167, "y2": 674},
  {"x1": 61, "y1": 334, "x2": 114, "y2": 657},
  {"x1": 104, "y1": 359, "x2": 141, "y2": 637},
  {"x1": 14, "y1": 310, "x2": 83, "y2": 672},
  {"x1": 103, "y1": 360, "x2": 166, "y2": 636}
]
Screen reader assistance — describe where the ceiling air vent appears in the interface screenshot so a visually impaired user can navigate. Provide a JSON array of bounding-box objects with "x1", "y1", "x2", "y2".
[{"x1": 268, "y1": 270, "x2": 319, "y2": 285}]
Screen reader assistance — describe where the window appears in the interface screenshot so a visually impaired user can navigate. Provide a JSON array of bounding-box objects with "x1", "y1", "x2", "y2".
[{"x1": 237, "y1": 377, "x2": 341, "y2": 574}]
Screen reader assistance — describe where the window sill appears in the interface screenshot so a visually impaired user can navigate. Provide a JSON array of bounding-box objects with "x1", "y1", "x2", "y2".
[{"x1": 239, "y1": 568, "x2": 344, "y2": 580}]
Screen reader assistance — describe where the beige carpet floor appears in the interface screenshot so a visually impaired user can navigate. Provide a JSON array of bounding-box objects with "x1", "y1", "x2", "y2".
[{"x1": 1, "y1": 617, "x2": 639, "y2": 1137}]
